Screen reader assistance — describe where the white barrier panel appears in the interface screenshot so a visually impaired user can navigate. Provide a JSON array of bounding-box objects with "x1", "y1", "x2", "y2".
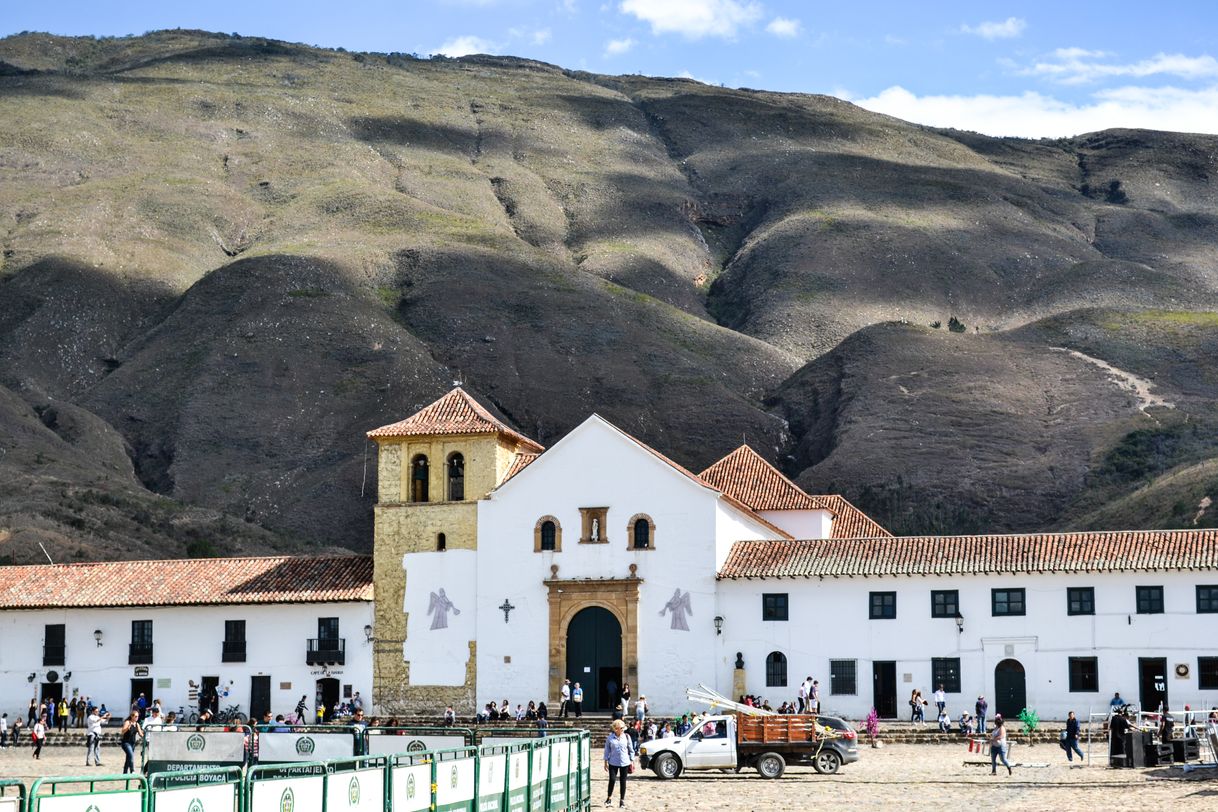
[
  {"x1": 507, "y1": 750, "x2": 529, "y2": 812},
  {"x1": 0, "y1": 799, "x2": 21, "y2": 812},
  {"x1": 390, "y1": 765, "x2": 432, "y2": 812},
  {"x1": 258, "y1": 734, "x2": 354, "y2": 763},
  {"x1": 476, "y1": 753, "x2": 506, "y2": 812},
  {"x1": 325, "y1": 768, "x2": 382, "y2": 812},
  {"x1": 479, "y1": 737, "x2": 534, "y2": 747},
  {"x1": 153, "y1": 783, "x2": 237, "y2": 812},
  {"x1": 250, "y1": 777, "x2": 324, "y2": 812},
  {"x1": 529, "y1": 745, "x2": 549, "y2": 810},
  {"x1": 147, "y1": 731, "x2": 247, "y2": 764},
  {"x1": 433, "y1": 757, "x2": 475, "y2": 812},
  {"x1": 580, "y1": 738, "x2": 591, "y2": 801},
  {"x1": 367, "y1": 735, "x2": 467, "y2": 755},
  {"x1": 38, "y1": 793, "x2": 142, "y2": 812},
  {"x1": 548, "y1": 742, "x2": 570, "y2": 810}
]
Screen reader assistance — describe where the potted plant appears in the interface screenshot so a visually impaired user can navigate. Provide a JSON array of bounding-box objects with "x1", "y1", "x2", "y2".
[
  {"x1": 1017, "y1": 708, "x2": 1039, "y2": 746},
  {"x1": 865, "y1": 707, "x2": 881, "y2": 748}
]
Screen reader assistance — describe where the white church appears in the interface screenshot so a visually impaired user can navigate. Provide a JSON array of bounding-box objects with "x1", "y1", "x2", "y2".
[{"x1": 2, "y1": 387, "x2": 1217, "y2": 722}]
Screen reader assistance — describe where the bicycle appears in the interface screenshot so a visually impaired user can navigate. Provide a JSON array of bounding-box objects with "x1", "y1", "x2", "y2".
[
  {"x1": 215, "y1": 704, "x2": 243, "y2": 724},
  {"x1": 176, "y1": 705, "x2": 200, "y2": 724}
]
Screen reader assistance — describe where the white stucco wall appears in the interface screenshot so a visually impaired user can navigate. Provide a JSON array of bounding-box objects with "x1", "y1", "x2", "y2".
[
  {"x1": 758, "y1": 509, "x2": 832, "y2": 540},
  {"x1": 474, "y1": 416, "x2": 781, "y2": 714},
  {"x1": 0, "y1": 602, "x2": 373, "y2": 719},
  {"x1": 403, "y1": 550, "x2": 477, "y2": 685},
  {"x1": 717, "y1": 571, "x2": 1218, "y2": 721}
]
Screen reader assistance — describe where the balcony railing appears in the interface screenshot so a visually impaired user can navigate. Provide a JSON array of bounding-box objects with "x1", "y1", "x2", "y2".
[
  {"x1": 43, "y1": 645, "x2": 65, "y2": 667},
  {"x1": 306, "y1": 638, "x2": 345, "y2": 665},
  {"x1": 222, "y1": 640, "x2": 247, "y2": 663},
  {"x1": 129, "y1": 642, "x2": 154, "y2": 665}
]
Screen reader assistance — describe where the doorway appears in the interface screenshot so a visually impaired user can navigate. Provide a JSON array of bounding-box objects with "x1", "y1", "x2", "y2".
[
  {"x1": 130, "y1": 678, "x2": 154, "y2": 713},
  {"x1": 250, "y1": 676, "x2": 272, "y2": 720},
  {"x1": 565, "y1": 606, "x2": 622, "y2": 712},
  {"x1": 40, "y1": 682, "x2": 64, "y2": 708},
  {"x1": 200, "y1": 676, "x2": 220, "y2": 714},
  {"x1": 316, "y1": 678, "x2": 340, "y2": 721},
  {"x1": 1139, "y1": 658, "x2": 1168, "y2": 712},
  {"x1": 994, "y1": 659, "x2": 1026, "y2": 719},
  {"x1": 872, "y1": 661, "x2": 897, "y2": 718}
]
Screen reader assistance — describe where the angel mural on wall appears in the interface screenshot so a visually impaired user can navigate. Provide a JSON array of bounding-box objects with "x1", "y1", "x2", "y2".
[
  {"x1": 659, "y1": 588, "x2": 692, "y2": 631},
  {"x1": 428, "y1": 588, "x2": 461, "y2": 630}
]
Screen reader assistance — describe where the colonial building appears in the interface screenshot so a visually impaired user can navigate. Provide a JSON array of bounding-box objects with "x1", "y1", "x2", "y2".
[
  {"x1": 368, "y1": 388, "x2": 1218, "y2": 719},
  {"x1": 0, "y1": 556, "x2": 373, "y2": 719}
]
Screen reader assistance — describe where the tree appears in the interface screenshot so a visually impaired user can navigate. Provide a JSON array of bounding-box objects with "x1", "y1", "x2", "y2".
[{"x1": 947, "y1": 316, "x2": 966, "y2": 333}]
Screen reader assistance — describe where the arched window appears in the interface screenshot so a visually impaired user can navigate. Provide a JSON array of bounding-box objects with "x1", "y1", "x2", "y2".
[
  {"x1": 447, "y1": 452, "x2": 464, "y2": 501},
  {"x1": 534, "y1": 516, "x2": 562, "y2": 552},
  {"x1": 437, "y1": 533, "x2": 447, "y2": 551},
  {"x1": 627, "y1": 514, "x2": 655, "y2": 550},
  {"x1": 766, "y1": 651, "x2": 787, "y2": 688},
  {"x1": 410, "y1": 455, "x2": 429, "y2": 502}
]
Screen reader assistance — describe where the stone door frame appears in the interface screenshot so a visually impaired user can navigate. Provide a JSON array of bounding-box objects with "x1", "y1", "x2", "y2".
[{"x1": 547, "y1": 577, "x2": 641, "y2": 707}]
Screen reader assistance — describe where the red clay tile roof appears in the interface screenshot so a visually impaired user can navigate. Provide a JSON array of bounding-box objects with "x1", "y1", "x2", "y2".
[
  {"x1": 0, "y1": 555, "x2": 374, "y2": 609},
  {"x1": 699, "y1": 446, "x2": 828, "y2": 511},
  {"x1": 817, "y1": 494, "x2": 893, "y2": 539},
  {"x1": 717, "y1": 529, "x2": 1218, "y2": 579},
  {"x1": 501, "y1": 452, "x2": 540, "y2": 484},
  {"x1": 367, "y1": 388, "x2": 544, "y2": 452}
]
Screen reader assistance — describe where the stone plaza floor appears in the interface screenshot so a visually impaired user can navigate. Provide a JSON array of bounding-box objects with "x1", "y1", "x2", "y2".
[{"x1": 2, "y1": 741, "x2": 1215, "y2": 810}]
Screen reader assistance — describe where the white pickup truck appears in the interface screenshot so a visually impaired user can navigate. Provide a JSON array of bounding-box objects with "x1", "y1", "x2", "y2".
[{"x1": 638, "y1": 713, "x2": 859, "y2": 779}]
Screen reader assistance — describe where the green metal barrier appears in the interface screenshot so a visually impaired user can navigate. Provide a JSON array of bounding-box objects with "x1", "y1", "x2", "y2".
[
  {"x1": 430, "y1": 747, "x2": 477, "y2": 812},
  {"x1": 362, "y1": 726, "x2": 474, "y2": 756},
  {"x1": 28, "y1": 776, "x2": 146, "y2": 812},
  {"x1": 386, "y1": 752, "x2": 434, "y2": 812},
  {"x1": 245, "y1": 762, "x2": 327, "y2": 812},
  {"x1": 143, "y1": 724, "x2": 253, "y2": 774},
  {"x1": 322, "y1": 756, "x2": 385, "y2": 812},
  {"x1": 254, "y1": 727, "x2": 360, "y2": 764},
  {"x1": 147, "y1": 767, "x2": 242, "y2": 812},
  {"x1": 0, "y1": 779, "x2": 28, "y2": 812}
]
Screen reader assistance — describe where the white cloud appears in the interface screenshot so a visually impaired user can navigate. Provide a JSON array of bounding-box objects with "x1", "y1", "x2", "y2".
[
  {"x1": 531, "y1": 28, "x2": 552, "y2": 45},
  {"x1": 619, "y1": 0, "x2": 762, "y2": 40},
  {"x1": 604, "y1": 37, "x2": 635, "y2": 56},
  {"x1": 678, "y1": 69, "x2": 715, "y2": 84},
  {"x1": 844, "y1": 84, "x2": 1218, "y2": 139},
  {"x1": 960, "y1": 17, "x2": 1027, "y2": 40},
  {"x1": 433, "y1": 35, "x2": 499, "y2": 57},
  {"x1": 765, "y1": 17, "x2": 801, "y2": 38},
  {"x1": 1020, "y1": 48, "x2": 1218, "y2": 85}
]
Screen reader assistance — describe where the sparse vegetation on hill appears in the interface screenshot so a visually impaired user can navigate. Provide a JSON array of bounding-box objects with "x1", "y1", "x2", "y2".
[{"x1": 1, "y1": 30, "x2": 1216, "y2": 560}]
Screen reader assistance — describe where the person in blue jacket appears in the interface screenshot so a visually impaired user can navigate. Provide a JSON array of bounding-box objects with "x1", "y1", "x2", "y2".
[{"x1": 603, "y1": 719, "x2": 635, "y2": 807}]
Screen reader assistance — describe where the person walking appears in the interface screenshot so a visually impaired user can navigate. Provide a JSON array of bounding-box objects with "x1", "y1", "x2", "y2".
[
  {"x1": 797, "y1": 680, "x2": 808, "y2": 713},
  {"x1": 58, "y1": 699, "x2": 70, "y2": 733},
  {"x1": 934, "y1": 685, "x2": 946, "y2": 715},
  {"x1": 811, "y1": 680, "x2": 821, "y2": 714},
  {"x1": 32, "y1": 714, "x2": 48, "y2": 760},
  {"x1": 120, "y1": 712, "x2": 142, "y2": 774},
  {"x1": 572, "y1": 683, "x2": 584, "y2": 718},
  {"x1": 910, "y1": 690, "x2": 925, "y2": 725},
  {"x1": 27, "y1": 699, "x2": 37, "y2": 727},
  {"x1": 603, "y1": 719, "x2": 635, "y2": 808},
  {"x1": 86, "y1": 706, "x2": 109, "y2": 766},
  {"x1": 990, "y1": 716, "x2": 1012, "y2": 776},
  {"x1": 620, "y1": 682, "x2": 632, "y2": 711},
  {"x1": 0, "y1": 712, "x2": 8, "y2": 748},
  {"x1": 975, "y1": 696, "x2": 989, "y2": 735},
  {"x1": 560, "y1": 679, "x2": 571, "y2": 718},
  {"x1": 1063, "y1": 711, "x2": 1084, "y2": 764},
  {"x1": 294, "y1": 695, "x2": 308, "y2": 725},
  {"x1": 634, "y1": 695, "x2": 647, "y2": 723}
]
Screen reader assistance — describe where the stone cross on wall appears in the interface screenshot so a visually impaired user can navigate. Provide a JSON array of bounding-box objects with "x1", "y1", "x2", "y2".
[{"x1": 499, "y1": 598, "x2": 516, "y2": 623}]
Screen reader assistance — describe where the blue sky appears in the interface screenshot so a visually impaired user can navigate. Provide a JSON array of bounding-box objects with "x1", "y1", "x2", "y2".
[{"x1": 5, "y1": 1, "x2": 1218, "y2": 137}]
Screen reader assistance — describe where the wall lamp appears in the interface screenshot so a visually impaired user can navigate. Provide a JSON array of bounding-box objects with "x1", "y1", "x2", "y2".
[
  {"x1": 955, "y1": 611, "x2": 964, "y2": 634},
  {"x1": 94, "y1": 629, "x2": 103, "y2": 647},
  {"x1": 364, "y1": 624, "x2": 374, "y2": 643},
  {"x1": 713, "y1": 616, "x2": 724, "y2": 636}
]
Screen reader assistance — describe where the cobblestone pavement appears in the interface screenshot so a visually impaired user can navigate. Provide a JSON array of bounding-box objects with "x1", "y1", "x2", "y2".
[{"x1": 2, "y1": 743, "x2": 1215, "y2": 811}]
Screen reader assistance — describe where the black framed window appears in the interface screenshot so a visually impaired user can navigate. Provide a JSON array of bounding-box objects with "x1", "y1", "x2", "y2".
[
  {"x1": 223, "y1": 620, "x2": 246, "y2": 662},
  {"x1": 447, "y1": 453, "x2": 464, "y2": 501},
  {"x1": 869, "y1": 591, "x2": 896, "y2": 619},
  {"x1": 762, "y1": 593, "x2": 789, "y2": 621},
  {"x1": 765, "y1": 651, "x2": 788, "y2": 687},
  {"x1": 931, "y1": 657, "x2": 961, "y2": 693},
  {"x1": 1197, "y1": 585, "x2": 1218, "y2": 614},
  {"x1": 318, "y1": 617, "x2": 340, "y2": 640},
  {"x1": 1199, "y1": 657, "x2": 1218, "y2": 690},
  {"x1": 1068, "y1": 657, "x2": 1099, "y2": 692},
  {"x1": 539, "y1": 521, "x2": 557, "y2": 551},
  {"x1": 129, "y1": 620, "x2": 153, "y2": 664},
  {"x1": 43, "y1": 624, "x2": 66, "y2": 666},
  {"x1": 1067, "y1": 587, "x2": 1095, "y2": 616},
  {"x1": 830, "y1": 660, "x2": 857, "y2": 695},
  {"x1": 931, "y1": 590, "x2": 958, "y2": 618},
  {"x1": 991, "y1": 588, "x2": 1025, "y2": 616},
  {"x1": 632, "y1": 520, "x2": 650, "y2": 549},
  {"x1": 1136, "y1": 585, "x2": 1164, "y2": 614}
]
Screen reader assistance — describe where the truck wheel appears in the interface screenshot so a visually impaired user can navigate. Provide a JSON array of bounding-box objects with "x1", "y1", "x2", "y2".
[
  {"x1": 813, "y1": 750, "x2": 841, "y2": 775},
  {"x1": 653, "y1": 753, "x2": 681, "y2": 780},
  {"x1": 756, "y1": 752, "x2": 786, "y2": 779}
]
